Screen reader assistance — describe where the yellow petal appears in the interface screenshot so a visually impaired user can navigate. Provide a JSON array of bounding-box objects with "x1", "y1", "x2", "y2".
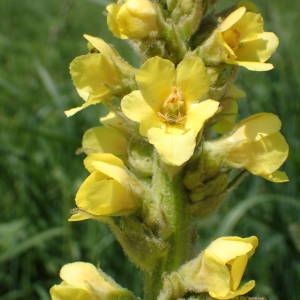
[
  {"x1": 229, "y1": 255, "x2": 248, "y2": 290},
  {"x1": 84, "y1": 153, "x2": 125, "y2": 173},
  {"x1": 205, "y1": 236, "x2": 257, "y2": 299},
  {"x1": 234, "y1": 280, "x2": 256, "y2": 298},
  {"x1": 186, "y1": 100, "x2": 220, "y2": 134},
  {"x1": 136, "y1": 57, "x2": 175, "y2": 111},
  {"x1": 204, "y1": 30, "x2": 236, "y2": 63},
  {"x1": 242, "y1": 133, "x2": 289, "y2": 175},
  {"x1": 236, "y1": 32, "x2": 279, "y2": 63},
  {"x1": 82, "y1": 126, "x2": 128, "y2": 156},
  {"x1": 262, "y1": 170, "x2": 289, "y2": 183},
  {"x1": 68, "y1": 211, "x2": 91, "y2": 222},
  {"x1": 234, "y1": 61, "x2": 274, "y2": 71},
  {"x1": 90, "y1": 161, "x2": 131, "y2": 187},
  {"x1": 209, "y1": 280, "x2": 255, "y2": 299},
  {"x1": 121, "y1": 90, "x2": 156, "y2": 124},
  {"x1": 65, "y1": 102, "x2": 97, "y2": 118},
  {"x1": 176, "y1": 56, "x2": 209, "y2": 104},
  {"x1": 232, "y1": 11, "x2": 264, "y2": 42},
  {"x1": 66, "y1": 53, "x2": 119, "y2": 116},
  {"x1": 59, "y1": 262, "x2": 109, "y2": 290},
  {"x1": 126, "y1": 0, "x2": 157, "y2": 17},
  {"x1": 219, "y1": 7, "x2": 246, "y2": 32},
  {"x1": 70, "y1": 54, "x2": 119, "y2": 100},
  {"x1": 207, "y1": 239, "x2": 253, "y2": 264},
  {"x1": 75, "y1": 172, "x2": 135, "y2": 216},
  {"x1": 147, "y1": 127, "x2": 196, "y2": 166},
  {"x1": 83, "y1": 153, "x2": 131, "y2": 187},
  {"x1": 84, "y1": 34, "x2": 133, "y2": 71},
  {"x1": 51, "y1": 262, "x2": 135, "y2": 299},
  {"x1": 239, "y1": 236, "x2": 259, "y2": 256},
  {"x1": 106, "y1": 4, "x2": 124, "y2": 38},
  {"x1": 238, "y1": 1, "x2": 257, "y2": 12},
  {"x1": 200, "y1": 251, "x2": 231, "y2": 298},
  {"x1": 50, "y1": 285, "x2": 92, "y2": 300},
  {"x1": 84, "y1": 34, "x2": 117, "y2": 58},
  {"x1": 230, "y1": 113, "x2": 282, "y2": 141},
  {"x1": 139, "y1": 114, "x2": 164, "y2": 137}
]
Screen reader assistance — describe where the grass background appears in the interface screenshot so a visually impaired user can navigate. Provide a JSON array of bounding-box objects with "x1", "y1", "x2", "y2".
[{"x1": 1, "y1": 0, "x2": 299, "y2": 299}]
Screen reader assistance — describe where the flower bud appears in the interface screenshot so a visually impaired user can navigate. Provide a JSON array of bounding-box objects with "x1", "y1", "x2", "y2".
[
  {"x1": 50, "y1": 262, "x2": 136, "y2": 300},
  {"x1": 107, "y1": 0, "x2": 158, "y2": 39},
  {"x1": 189, "y1": 172, "x2": 228, "y2": 203},
  {"x1": 169, "y1": 0, "x2": 204, "y2": 40},
  {"x1": 128, "y1": 140, "x2": 153, "y2": 177}
]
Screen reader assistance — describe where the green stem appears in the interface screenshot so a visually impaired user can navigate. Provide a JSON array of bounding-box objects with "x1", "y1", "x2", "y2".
[
  {"x1": 144, "y1": 153, "x2": 191, "y2": 300},
  {"x1": 144, "y1": 262, "x2": 165, "y2": 300}
]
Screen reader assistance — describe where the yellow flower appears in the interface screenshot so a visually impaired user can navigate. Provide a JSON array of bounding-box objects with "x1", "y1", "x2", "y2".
[
  {"x1": 121, "y1": 56, "x2": 219, "y2": 166},
  {"x1": 179, "y1": 236, "x2": 258, "y2": 299},
  {"x1": 201, "y1": 6, "x2": 279, "y2": 71},
  {"x1": 81, "y1": 126, "x2": 128, "y2": 158},
  {"x1": 205, "y1": 113, "x2": 289, "y2": 182},
  {"x1": 50, "y1": 262, "x2": 135, "y2": 300},
  {"x1": 69, "y1": 153, "x2": 138, "y2": 221},
  {"x1": 65, "y1": 34, "x2": 134, "y2": 117},
  {"x1": 107, "y1": 0, "x2": 158, "y2": 39}
]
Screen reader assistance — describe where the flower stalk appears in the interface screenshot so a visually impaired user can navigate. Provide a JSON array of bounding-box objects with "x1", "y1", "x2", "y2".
[
  {"x1": 144, "y1": 153, "x2": 191, "y2": 300},
  {"x1": 50, "y1": 1, "x2": 289, "y2": 299}
]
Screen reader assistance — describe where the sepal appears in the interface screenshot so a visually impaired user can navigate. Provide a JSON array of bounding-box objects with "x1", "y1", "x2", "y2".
[
  {"x1": 110, "y1": 217, "x2": 169, "y2": 272},
  {"x1": 167, "y1": 0, "x2": 205, "y2": 40},
  {"x1": 128, "y1": 139, "x2": 154, "y2": 178}
]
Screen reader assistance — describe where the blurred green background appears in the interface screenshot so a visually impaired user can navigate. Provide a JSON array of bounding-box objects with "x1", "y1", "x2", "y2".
[{"x1": 1, "y1": 0, "x2": 299, "y2": 299}]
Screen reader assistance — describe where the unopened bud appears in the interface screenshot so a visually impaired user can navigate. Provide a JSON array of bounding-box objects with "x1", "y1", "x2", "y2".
[{"x1": 107, "y1": 0, "x2": 158, "y2": 39}]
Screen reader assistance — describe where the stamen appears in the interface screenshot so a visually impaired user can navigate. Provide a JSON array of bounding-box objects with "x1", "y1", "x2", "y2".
[{"x1": 158, "y1": 86, "x2": 186, "y2": 125}]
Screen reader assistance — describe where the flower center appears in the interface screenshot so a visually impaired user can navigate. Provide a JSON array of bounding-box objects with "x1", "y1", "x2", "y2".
[
  {"x1": 223, "y1": 28, "x2": 241, "y2": 52},
  {"x1": 157, "y1": 87, "x2": 186, "y2": 125}
]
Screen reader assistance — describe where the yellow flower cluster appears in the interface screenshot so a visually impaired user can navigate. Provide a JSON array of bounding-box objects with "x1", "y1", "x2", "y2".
[{"x1": 52, "y1": 1, "x2": 290, "y2": 300}]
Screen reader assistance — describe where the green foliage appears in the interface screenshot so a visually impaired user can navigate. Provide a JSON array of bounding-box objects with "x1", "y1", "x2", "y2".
[{"x1": 0, "y1": 0, "x2": 299, "y2": 299}]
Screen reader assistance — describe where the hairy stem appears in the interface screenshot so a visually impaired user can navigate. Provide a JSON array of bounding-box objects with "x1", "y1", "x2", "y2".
[{"x1": 144, "y1": 153, "x2": 191, "y2": 300}]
